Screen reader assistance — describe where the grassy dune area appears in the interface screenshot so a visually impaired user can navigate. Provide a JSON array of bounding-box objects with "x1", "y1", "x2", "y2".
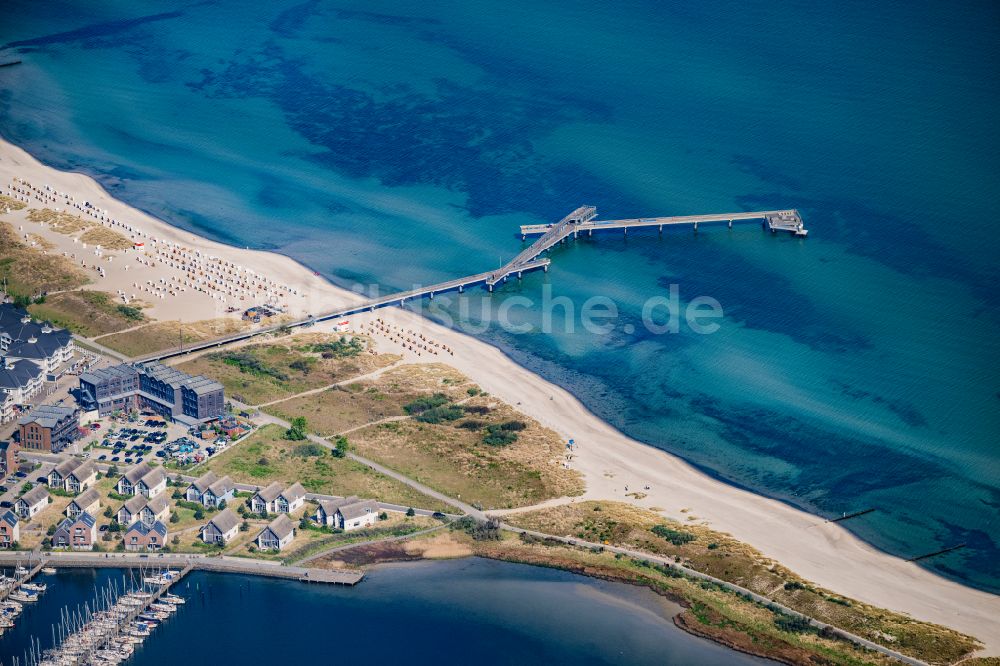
[
  {"x1": 203, "y1": 424, "x2": 449, "y2": 512},
  {"x1": 0, "y1": 195, "x2": 27, "y2": 214},
  {"x1": 0, "y1": 219, "x2": 89, "y2": 300},
  {"x1": 505, "y1": 502, "x2": 981, "y2": 665},
  {"x1": 79, "y1": 226, "x2": 132, "y2": 250},
  {"x1": 337, "y1": 366, "x2": 583, "y2": 510},
  {"x1": 177, "y1": 333, "x2": 398, "y2": 405},
  {"x1": 262, "y1": 363, "x2": 467, "y2": 436},
  {"x1": 29, "y1": 290, "x2": 145, "y2": 337},
  {"x1": 98, "y1": 318, "x2": 248, "y2": 357}
]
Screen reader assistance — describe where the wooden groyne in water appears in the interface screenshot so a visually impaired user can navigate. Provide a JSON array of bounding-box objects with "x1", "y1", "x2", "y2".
[{"x1": 134, "y1": 204, "x2": 807, "y2": 363}]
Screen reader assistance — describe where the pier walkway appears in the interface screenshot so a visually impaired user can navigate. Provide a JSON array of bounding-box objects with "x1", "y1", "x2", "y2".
[
  {"x1": 518, "y1": 208, "x2": 807, "y2": 239},
  {"x1": 132, "y1": 204, "x2": 805, "y2": 363}
]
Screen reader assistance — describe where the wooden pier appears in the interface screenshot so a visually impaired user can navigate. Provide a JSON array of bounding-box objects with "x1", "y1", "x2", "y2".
[
  {"x1": 518, "y1": 208, "x2": 807, "y2": 240},
  {"x1": 134, "y1": 204, "x2": 805, "y2": 363}
]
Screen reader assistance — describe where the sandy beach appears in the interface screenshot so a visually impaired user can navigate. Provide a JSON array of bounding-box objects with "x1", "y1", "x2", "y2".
[{"x1": 2, "y1": 137, "x2": 997, "y2": 654}]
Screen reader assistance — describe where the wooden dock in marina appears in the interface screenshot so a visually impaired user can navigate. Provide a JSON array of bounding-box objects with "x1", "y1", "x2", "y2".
[
  {"x1": 134, "y1": 204, "x2": 806, "y2": 363},
  {"x1": 0, "y1": 559, "x2": 43, "y2": 602}
]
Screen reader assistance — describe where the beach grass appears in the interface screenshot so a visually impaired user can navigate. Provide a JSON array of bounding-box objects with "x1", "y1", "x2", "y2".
[
  {"x1": 505, "y1": 502, "x2": 981, "y2": 665},
  {"x1": 29, "y1": 289, "x2": 145, "y2": 337},
  {"x1": 97, "y1": 318, "x2": 248, "y2": 357},
  {"x1": 0, "y1": 195, "x2": 27, "y2": 214},
  {"x1": 79, "y1": 226, "x2": 133, "y2": 250},
  {"x1": 175, "y1": 333, "x2": 398, "y2": 405},
  {"x1": 27, "y1": 207, "x2": 95, "y2": 234},
  {"x1": 203, "y1": 424, "x2": 450, "y2": 512},
  {"x1": 0, "y1": 220, "x2": 90, "y2": 298}
]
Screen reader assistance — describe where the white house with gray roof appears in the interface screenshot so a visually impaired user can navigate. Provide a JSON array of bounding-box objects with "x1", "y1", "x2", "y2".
[
  {"x1": 200, "y1": 508, "x2": 239, "y2": 545},
  {"x1": 66, "y1": 487, "x2": 101, "y2": 520},
  {"x1": 250, "y1": 482, "x2": 283, "y2": 514},
  {"x1": 339, "y1": 500, "x2": 379, "y2": 531},
  {"x1": 254, "y1": 514, "x2": 295, "y2": 551},
  {"x1": 15, "y1": 485, "x2": 49, "y2": 520},
  {"x1": 48, "y1": 458, "x2": 96, "y2": 493},
  {"x1": 314, "y1": 496, "x2": 359, "y2": 527},
  {"x1": 186, "y1": 471, "x2": 235, "y2": 508},
  {"x1": 276, "y1": 482, "x2": 306, "y2": 514},
  {"x1": 115, "y1": 462, "x2": 167, "y2": 498},
  {"x1": 314, "y1": 496, "x2": 378, "y2": 531},
  {"x1": 117, "y1": 494, "x2": 170, "y2": 527}
]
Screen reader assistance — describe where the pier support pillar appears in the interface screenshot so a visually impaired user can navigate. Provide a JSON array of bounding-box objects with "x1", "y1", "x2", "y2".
[
  {"x1": 624, "y1": 227, "x2": 628, "y2": 237},
  {"x1": 503, "y1": 275, "x2": 508, "y2": 283},
  {"x1": 543, "y1": 264, "x2": 549, "y2": 273},
  {"x1": 658, "y1": 225, "x2": 662, "y2": 235},
  {"x1": 728, "y1": 219, "x2": 733, "y2": 229},
  {"x1": 488, "y1": 284, "x2": 494, "y2": 292},
  {"x1": 430, "y1": 292, "x2": 434, "y2": 299},
  {"x1": 459, "y1": 285, "x2": 463, "y2": 293},
  {"x1": 522, "y1": 234, "x2": 526, "y2": 241},
  {"x1": 574, "y1": 231, "x2": 578, "y2": 239},
  {"x1": 518, "y1": 271, "x2": 523, "y2": 279},
  {"x1": 588, "y1": 228, "x2": 592, "y2": 237}
]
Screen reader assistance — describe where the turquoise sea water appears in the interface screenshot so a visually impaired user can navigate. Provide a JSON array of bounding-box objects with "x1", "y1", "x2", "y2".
[
  {"x1": 0, "y1": 1, "x2": 998, "y2": 591},
  {"x1": 0, "y1": 563, "x2": 771, "y2": 665}
]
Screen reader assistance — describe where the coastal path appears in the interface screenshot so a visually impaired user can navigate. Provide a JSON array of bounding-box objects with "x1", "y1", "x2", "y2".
[{"x1": 0, "y1": 551, "x2": 364, "y2": 585}]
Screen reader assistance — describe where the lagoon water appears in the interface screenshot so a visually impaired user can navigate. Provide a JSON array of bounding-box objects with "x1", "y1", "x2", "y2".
[
  {"x1": 0, "y1": 1, "x2": 998, "y2": 591},
  {"x1": 0, "y1": 562, "x2": 770, "y2": 665}
]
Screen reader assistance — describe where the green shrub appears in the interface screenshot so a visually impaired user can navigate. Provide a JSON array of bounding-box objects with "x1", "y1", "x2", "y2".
[
  {"x1": 403, "y1": 393, "x2": 450, "y2": 415},
  {"x1": 651, "y1": 525, "x2": 695, "y2": 546},
  {"x1": 293, "y1": 443, "x2": 326, "y2": 457},
  {"x1": 116, "y1": 305, "x2": 143, "y2": 321},
  {"x1": 774, "y1": 613, "x2": 815, "y2": 634},
  {"x1": 311, "y1": 335, "x2": 363, "y2": 358},
  {"x1": 482, "y1": 424, "x2": 519, "y2": 447},
  {"x1": 415, "y1": 405, "x2": 465, "y2": 424}
]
